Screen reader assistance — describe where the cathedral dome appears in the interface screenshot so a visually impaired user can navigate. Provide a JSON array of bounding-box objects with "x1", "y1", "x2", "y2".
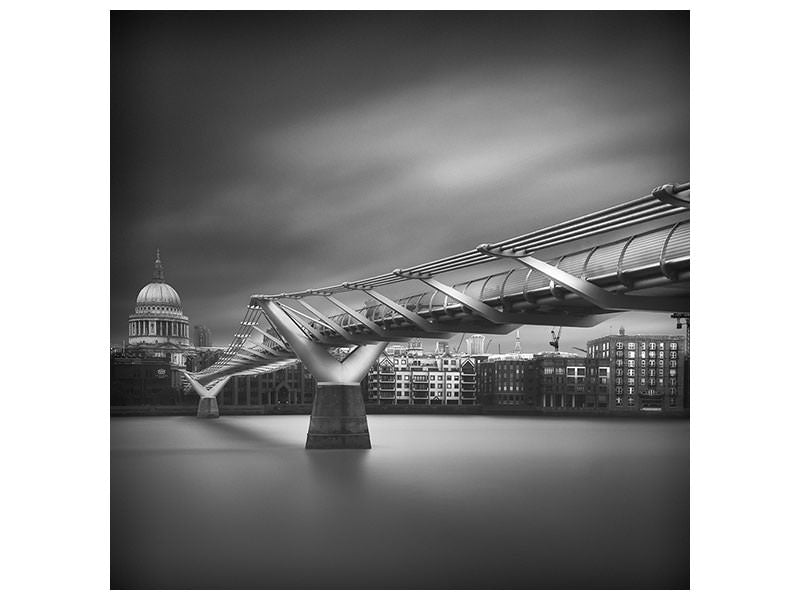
[
  {"x1": 136, "y1": 281, "x2": 182, "y2": 308},
  {"x1": 133, "y1": 249, "x2": 183, "y2": 313}
]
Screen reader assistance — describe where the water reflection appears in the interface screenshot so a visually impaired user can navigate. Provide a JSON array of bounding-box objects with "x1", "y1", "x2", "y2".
[{"x1": 111, "y1": 415, "x2": 688, "y2": 589}]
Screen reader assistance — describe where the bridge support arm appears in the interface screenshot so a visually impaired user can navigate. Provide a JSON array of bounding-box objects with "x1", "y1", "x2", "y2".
[
  {"x1": 323, "y1": 295, "x2": 388, "y2": 338},
  {"x1": 182, "y1": 372, "x2": 230, "y2": 418},
  {"x1": 392, "y1": 270, "x2": 513, "y2": 324},
  {"x1": 294, "y1": 298, "x2": 360, "y2": 343},
  {"x1": 392, "y1": 269, "x2": 612, "y2": 327},
  {"x1": 257, "y1": 299, "x2": 386, "y2": 384},
  {"x1": 475, "y1": 246, "x2": 688, "y2": 313},
  {"x1": 342, "y1": 283, "x2": 440, "y2": 333},
  {"x1": 250, "y1": 323, "x2": 289, "y2": 351},
  {"x1": 257, "y1": 298, "x2": 386, "y2": 450}
]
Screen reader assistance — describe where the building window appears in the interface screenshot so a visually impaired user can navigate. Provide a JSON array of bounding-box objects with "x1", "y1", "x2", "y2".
[
  {"x1": 627, "y1": 343, "x2": 636, "y2": 350},
  {"x1": 627, "y1": 360, "x2": 635, "y2": 368},
  {"x1": 670, "y1": 342, "x2": 678, "y2": 350}
]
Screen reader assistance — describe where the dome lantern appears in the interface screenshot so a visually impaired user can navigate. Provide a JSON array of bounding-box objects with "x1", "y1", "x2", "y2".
[{"x1": 152, "y1": 248, "x2": 165, "y2": 282}]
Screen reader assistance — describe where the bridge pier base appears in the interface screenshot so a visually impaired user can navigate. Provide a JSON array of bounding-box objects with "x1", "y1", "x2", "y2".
[
  {"x1": 306, "y1": 383, "x2": 371, "y2": 449},
  {"x1": 196, "y1": 396, "x2": 220, "y2": 419}
]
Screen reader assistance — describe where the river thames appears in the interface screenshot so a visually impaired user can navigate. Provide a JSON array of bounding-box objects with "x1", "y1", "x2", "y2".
[{"x1": 111, "y1": 415, "x2": 688, "y2": 589}]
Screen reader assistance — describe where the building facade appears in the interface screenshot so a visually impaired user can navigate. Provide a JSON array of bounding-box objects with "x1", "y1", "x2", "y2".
[
  {"x1": 477, "y1": 355, "x2": 537, "y2": 406},
  {"x1": 365, "y1": 344, "x2": 479, "y2": 405},
  {"x1": 475, "y1": 332, "x2": 687, "y2": 414},
  {"x1": 193, "y1": 324, "x2": 213, "y2": 348},
  {"x1": 112, "y1": 250, "x2": 195, "y2": 404},
  {"x1": 126, "y1": 249, "x2": 193, "y2": 370},
  {"x1": 533, "y1": 352, "x2": 589, "y2": 409},
  {"x1": 465, "y1": 335, "x2": 486, "y2": 355},
  {"x1": 586, "y1": 331, "x2": 687, "y2": 412},
  {"x1": 218, "y1": 362, "x2": 316, "y2": 407},
  {"x1": 110, "y1": 355, "x2": 182, "y2": 406}
]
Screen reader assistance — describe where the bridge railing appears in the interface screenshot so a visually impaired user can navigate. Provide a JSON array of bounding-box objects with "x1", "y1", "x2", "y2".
[
  {"x1": 196, "y1": 182, "x2": 689, "y2": 381},
  {"x1": 321, "y1": 218, "x2": 689, "y2": 334}
]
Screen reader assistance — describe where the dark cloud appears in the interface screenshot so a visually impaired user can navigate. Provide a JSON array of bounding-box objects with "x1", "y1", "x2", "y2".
[{"x1": 111, "y1": 11, "x2": 688, "y2": 348}]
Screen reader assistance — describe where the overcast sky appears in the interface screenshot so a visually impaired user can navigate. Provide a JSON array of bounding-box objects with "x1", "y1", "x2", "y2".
[{"x1": 110, "y1": 11, "x2": 689, "y2": 353}]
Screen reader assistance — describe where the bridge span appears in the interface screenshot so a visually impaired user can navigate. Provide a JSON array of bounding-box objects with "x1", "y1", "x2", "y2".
[{"x1": 184, "y1": 182, "x2": 689, "y2": 447}]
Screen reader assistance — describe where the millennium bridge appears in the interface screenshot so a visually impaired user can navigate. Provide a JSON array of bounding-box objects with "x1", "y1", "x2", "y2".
[{"x1": 183, "y1": 182, "x2": 690, "y2": 448}]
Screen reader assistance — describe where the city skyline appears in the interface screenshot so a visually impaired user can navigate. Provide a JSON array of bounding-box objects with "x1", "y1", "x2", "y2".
[
  {"x1": 111, "y1": 11, "x2": 689, "y2": 353},
  {"x1": 108, "y1": 10, "x2": 692, "y2": 590}
]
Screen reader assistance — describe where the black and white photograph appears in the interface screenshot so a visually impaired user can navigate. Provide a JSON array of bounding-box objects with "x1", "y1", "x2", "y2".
[
  {"x1": 14, "y1": 4, "x2": 800, "y2": 598},
  {"x1": 108, "y1": 10, "x2": 689, "y2": 590},
  {"x1": 6, "y1": 0, "x2": 800, "y2": 600}
]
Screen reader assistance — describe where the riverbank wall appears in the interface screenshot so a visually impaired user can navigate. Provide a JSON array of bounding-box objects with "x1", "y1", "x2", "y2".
[{"x1": 111, "y1": 404, "x2": 688, "y2": 418}]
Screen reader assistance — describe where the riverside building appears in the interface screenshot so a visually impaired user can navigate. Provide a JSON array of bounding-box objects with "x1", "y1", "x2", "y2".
[
  {"x1": 476, "y1": 351, "x2": 586, "y2": 409},
  {"x1": 126, "y1": 249, "x2": 193, "y2": 369},
  {"x1": 476, "y1": 355, "x2": 537, "y2": 406},
  {"x1": 586, "y1": 330, "x2": 687, "y2": 412},
  {"x1": 475, "y1": 332, "x2": 687, "y2": 414},
  {"x1": 218, "y1": 361, "x2": 317, "y2": 407},
  {"x1": 111, "y1": 251, "x2": 196, "y2": 406},
  {"x1": 365, "y1": 344, "x2": 478, "y2": 405}
]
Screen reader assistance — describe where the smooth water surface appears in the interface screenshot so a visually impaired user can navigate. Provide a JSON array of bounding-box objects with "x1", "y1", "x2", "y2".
[{"x1": 111, "y1": 415, "x2": 688, "y2": 589}]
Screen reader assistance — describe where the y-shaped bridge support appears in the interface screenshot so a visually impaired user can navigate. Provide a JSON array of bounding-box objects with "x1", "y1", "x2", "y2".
[
  {"x1": 258, "y1": 299, "x2": 387, "y2": 449},
  {"x1": 182, "y1": 372, "x2": 231, "y2": 418}
]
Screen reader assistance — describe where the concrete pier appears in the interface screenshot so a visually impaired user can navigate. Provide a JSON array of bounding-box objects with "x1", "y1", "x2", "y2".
[
  {"x1": 196, "y1": 396, "x2": 220, "y2": 419},
  {"x1": 306, "y1": 383, "x2": 371, "y2": 449}
]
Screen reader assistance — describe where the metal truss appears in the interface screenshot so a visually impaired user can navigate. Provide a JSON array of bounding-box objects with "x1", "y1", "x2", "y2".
[{"x1": 193, "y1": 182, "x2": 690, "y2": 382}]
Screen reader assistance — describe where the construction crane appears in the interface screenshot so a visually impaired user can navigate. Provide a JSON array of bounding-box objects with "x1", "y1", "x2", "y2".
[
  {"x1": 573, "y1": 347, "x2": 587, "y2": 354},
  {"x1": 549, "y1": 327, "x2": 562, "y2": 353}
]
